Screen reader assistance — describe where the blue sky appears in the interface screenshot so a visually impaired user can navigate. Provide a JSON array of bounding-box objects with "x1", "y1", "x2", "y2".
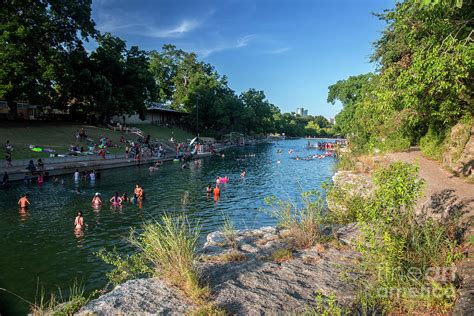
[{"x1": 88, "y1": 0, "x2": 396, "y2": 118}]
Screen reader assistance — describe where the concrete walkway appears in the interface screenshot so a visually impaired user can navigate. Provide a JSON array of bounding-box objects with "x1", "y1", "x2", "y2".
[{"x1": 1, "y1": 146, "x2": 229, "y2": 182}]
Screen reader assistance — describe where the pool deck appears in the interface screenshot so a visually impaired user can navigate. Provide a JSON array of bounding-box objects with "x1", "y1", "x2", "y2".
[{"x1": 1, "y1": 145, "x2": 232, "y2": 183}]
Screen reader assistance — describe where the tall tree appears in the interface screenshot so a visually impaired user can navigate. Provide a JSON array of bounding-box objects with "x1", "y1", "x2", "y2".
[{"x1": 0, "y1": 0, "x2": 95, "y2": 116}]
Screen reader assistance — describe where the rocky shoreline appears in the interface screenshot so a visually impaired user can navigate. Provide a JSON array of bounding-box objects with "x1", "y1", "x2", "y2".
[{"x1": 79, "y1": 225, "x2": 361, "y2": 315}]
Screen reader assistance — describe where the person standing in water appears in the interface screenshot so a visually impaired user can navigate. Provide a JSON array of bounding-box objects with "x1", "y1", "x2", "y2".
[
  {"x1": 110, "y1": 192, "x2": 123, "y2": 207},
  {"x1": 92, "y1": 193, "x2": 102, "y2": 207},
  {"x1": 18, "y1": 194, "x2": 30, "y2": 211},
  {"x1": 74, "y1": 211, "x2": 84, "y2": 230},
  {"x1": 74, "y1": 169, "x2": 80, "y2": 181},
  {"x1": 206, "y1": 183, "x2": 213, "y2": 194}
]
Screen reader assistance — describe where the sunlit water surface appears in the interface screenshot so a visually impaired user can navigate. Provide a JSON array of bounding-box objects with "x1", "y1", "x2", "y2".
[{"x1": 0, "y1": 139, "x2": 337, "y2": 314}]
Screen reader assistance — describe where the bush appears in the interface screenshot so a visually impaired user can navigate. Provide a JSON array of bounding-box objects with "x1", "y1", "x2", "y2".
[
  {"x1": 420, "y1": 127, "x2": 445, "y2": 161},
  {"x1": 353, "y1": 162, "x2": 464, "y2": 313}
]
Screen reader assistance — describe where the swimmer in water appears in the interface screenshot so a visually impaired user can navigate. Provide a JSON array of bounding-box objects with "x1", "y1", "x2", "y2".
[
  {"x1": 18, "y1": 194, "x2": 30, "y2": 211},
  {"x1": 74, "y1": 211, "x2": 84, "y2": 230},
  {"x1": 110, "y1": 192, "x2": 122, "y2": 207},
  {"x1": 241, "y1": 170, "x2": 246, "y2": 177},
  {"x1": 206, "y1": 183, "x2": 213, "y2": 194},
  {"x1": 92, "y1": 192, "x2": 102, "y2": 207},
  {"x1": 122, "y1": 192, "x2": 129, "y2": 203},
  {"x1": 213, "y1": 185, "x2": 220, "y2": 197}
]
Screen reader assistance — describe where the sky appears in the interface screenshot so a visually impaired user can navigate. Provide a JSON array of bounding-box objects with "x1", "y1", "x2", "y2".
[{"x1": 88, "y1": 0, "x2": 396, "y2": 119}]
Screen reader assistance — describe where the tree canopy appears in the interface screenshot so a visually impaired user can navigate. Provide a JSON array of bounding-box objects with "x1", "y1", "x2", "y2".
[
  {"x1": 329, "y1": 0, "x2": 473, "y2": 154},
  {"x1": 0, "y1": 0, "x2": 334, "y2": 137}
]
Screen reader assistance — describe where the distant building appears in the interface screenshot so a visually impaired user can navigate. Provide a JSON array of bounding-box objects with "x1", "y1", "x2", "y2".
[
  {"x1": 112, "y1": 101, "x2": 187, "y2": 125},
  {"x1": 295, "y1": 107, "x2": 308, "y2": 117},
  {"x1": 329, "y1": 118, "x2": 335, "y2": 124}
]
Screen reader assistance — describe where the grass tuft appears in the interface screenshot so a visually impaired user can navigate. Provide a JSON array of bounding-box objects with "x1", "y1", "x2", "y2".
[
  {"x1": 131, "y1": 214, "x2": 209, "y2": 302},
  {"x1": 271, "y1": 248, "x2": 293, "y2": 262}
]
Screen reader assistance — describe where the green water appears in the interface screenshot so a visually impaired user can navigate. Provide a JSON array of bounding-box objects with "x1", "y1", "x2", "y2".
[{"x1": 0, "y1": 139, "x2": 337, "y2": 315}]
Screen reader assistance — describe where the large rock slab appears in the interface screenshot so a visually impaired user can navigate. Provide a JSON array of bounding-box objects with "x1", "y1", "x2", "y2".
[
  {"x1": 79, "y1": 226, "x2": 362, "y2": 315},
  {"x1": 78, "y1": 278, "x2": 195, "y2": 315}
]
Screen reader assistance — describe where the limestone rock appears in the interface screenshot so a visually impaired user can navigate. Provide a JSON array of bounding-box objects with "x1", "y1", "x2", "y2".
[{"x1": 77, "y1": 278, "x2": 195, "y2": 315}]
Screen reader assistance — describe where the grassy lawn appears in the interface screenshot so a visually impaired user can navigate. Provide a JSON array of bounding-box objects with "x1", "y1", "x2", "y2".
[{"x1": 0, "y1": 122, "x2": 194, "y2": 160}]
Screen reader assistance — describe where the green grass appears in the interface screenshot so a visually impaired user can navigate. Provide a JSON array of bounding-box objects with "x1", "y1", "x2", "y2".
[{"x1": 0, "y1": 122, "x2": 193, "y2": 160}]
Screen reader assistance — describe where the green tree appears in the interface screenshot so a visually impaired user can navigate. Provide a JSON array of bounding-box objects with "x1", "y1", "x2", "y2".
[{"x1": 0, "y1": 0, "x2": 95, "y2": 116}]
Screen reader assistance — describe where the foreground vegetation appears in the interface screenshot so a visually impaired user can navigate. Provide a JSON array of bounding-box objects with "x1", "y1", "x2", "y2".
[{"x1": 265, "y1": 161, "x2": 468, "y2": 314}]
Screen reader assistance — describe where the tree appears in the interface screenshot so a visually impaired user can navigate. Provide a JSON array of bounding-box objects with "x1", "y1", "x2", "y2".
[
  {"x1": 327, "y1": 73, "x2": 374, "y2": 136},
  {"x1": 0, "y1": 0, "x2": 95, "y2": 116}
]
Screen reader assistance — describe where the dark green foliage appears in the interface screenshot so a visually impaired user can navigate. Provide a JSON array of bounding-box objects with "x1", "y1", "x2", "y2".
[{"x1": 329, "y1": 0, "x2": 473, "y2": 153}]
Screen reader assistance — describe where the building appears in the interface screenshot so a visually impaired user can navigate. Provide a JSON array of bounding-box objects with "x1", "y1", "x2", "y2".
[
  {"x1": 295, "y1": 107, "x2": 308, "y2": 117},
  {"x1": 111, "y1": 101, "x2": 187, "y2": 125}
]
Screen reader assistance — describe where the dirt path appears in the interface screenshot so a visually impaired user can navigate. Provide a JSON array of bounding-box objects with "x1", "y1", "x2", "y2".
[
  {"x1": 387, "y1": 149, "x2": 474, "y2": 315},
  {"x1": 386, "y1": 149, "x2": 473, "y2": 216}
]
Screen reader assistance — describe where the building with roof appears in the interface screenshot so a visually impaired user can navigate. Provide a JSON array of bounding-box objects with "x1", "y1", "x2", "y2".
[{"x1": 111, "y1": 101, "x2": 187, "y2": 125}]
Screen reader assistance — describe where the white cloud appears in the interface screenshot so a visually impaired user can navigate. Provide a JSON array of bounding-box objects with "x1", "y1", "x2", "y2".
[
  {"x1": 195, "y1": 34, "x2": 257, "y2": 57},
  {"x1": 142, "y1": 20, "x2": 201, "y2": 38},
  {"x1": 95, "y1": 11, "x2": 200, "y2": 38},
  {"x1": 266, "y1": 47, "x2": 291, "y2": 54}
]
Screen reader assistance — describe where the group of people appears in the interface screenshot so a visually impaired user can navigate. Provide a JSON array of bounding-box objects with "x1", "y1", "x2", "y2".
[
  {"x1": 307, "y1": 141, "x2": 337, "y2": 150},
  {"x1": 74, "y1": 169, "x2": 99, "y2": 182}
]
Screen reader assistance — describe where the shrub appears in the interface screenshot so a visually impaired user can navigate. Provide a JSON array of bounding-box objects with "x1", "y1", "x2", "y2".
[
  {"x1": 354, "y1": 162, "x2": 464, "y2": 313},
  {"x1": 96, "y1": 248, "x2": 151, "y2": 286},
  {"x1": 203, "y1": 250, "x2": 246, "y2": 263},
  {"x1": 301, "y1": 291, "x2": 348, "y2": 316},
  {"x1": 420, "y1": 127, "x2": 445, "y2": 161}
]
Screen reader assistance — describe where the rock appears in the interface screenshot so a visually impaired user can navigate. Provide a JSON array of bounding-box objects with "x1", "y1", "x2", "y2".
[
  {"x1": 81, "y1": 226, "x2": 362, "y2": 315},
  {"x1": 205, "y1": 231, "x2": 226, "y2": 246},
  {"x1": 240, "y1": 243, "x2": 259, "y2": 253},
  {"x1": 78, "y1": 278, "x2": 195, "y2": 315},
  {"x1": 443, "y1": 123, "x2": 473, "y2": 180},
  {"x1": 336, "y1": 223, "x2": 360, "y2": 246},
  {"x1": 203, "y1": 246, "x2": 361, "y2": 314}
]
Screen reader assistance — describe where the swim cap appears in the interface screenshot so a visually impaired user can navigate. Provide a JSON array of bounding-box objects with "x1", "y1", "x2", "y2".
[{"x1": 95, "y1": 192, "x2": 100, "y2": 196}]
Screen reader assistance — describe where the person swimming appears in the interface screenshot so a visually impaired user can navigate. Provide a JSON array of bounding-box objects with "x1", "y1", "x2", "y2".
[
  {"x1": 92, "y1": 192, "x2": 102, "y2": 207},
  {"x1": 122, "y1": 192, "x2": 129, "y2": 203},
  {"x1": 110, "y1": 192, "x2": 122, "y2": 207},
  {"x1": 206, "y1": 183, "x2": 213, "y2": 194},
  {"x1": 241, "y1": 170, "x2": 247, "y2": 177},
  {"x1": 74, "y1": 211, "x2": 84, "y2": 230},
  {"x1": 18, "y1": 194, "x2": 30, "y2": 210}
]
